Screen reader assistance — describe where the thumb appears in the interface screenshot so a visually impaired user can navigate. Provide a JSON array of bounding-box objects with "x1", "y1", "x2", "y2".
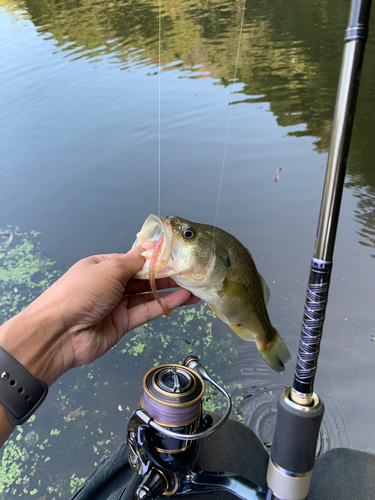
[{"x1": 114, "y1": 242, "x2": 154, "y2": 285}]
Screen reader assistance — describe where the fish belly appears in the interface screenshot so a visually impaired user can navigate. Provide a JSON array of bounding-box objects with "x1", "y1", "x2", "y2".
[
  {"x1": 206, "y1": 292, "x2": 290, "y2": 373},
  {"x1": 175, "y1": 278, "x2": 290, "y2": 373},
  {"x1": 185, "y1": 282, "x2": 265, "y2": 341}
]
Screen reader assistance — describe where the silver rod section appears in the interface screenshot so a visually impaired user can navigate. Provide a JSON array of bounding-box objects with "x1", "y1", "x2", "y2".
[{"x1": 314, "y1": 40, "x2": 366, "y2": 262}]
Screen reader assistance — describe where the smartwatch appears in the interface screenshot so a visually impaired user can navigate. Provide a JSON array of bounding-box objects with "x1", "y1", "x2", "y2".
[{"x1": 0, "y1": 347, "x2": 48, "y2": 425}]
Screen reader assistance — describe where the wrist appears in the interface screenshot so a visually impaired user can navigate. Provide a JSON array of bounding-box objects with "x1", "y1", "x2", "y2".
[
  {"x1": 0, "y1": 297, "x2": 68, "y2": 387},
  {"x1": 0, "y1": 405, "x2": 15, "y2": 446}
]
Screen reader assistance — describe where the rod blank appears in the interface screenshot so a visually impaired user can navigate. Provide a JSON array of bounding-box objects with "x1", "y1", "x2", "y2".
[{"x1": 292, "y1": 0, "x2": 372, "y2": 401}]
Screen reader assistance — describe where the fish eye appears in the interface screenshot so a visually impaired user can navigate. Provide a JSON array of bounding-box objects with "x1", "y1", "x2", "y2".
[{"x1": 182, "y1": 226, "x2": 196, "y2": 240}]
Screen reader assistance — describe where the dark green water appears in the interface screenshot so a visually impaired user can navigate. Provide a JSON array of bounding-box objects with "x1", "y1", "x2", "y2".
[{"x1": 0, "y1": 0, "x2": 375, "y2": 497}]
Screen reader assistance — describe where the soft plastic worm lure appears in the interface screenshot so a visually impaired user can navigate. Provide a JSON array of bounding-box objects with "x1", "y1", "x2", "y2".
[{"x1": 149, "y1": 233, "x2": 172, "y2": 318}]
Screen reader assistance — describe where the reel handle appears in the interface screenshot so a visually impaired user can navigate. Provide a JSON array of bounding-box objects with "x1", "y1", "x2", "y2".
[
  {"x1": 135, "y1": 469, "x2": 167, "y2": 500},
  {"x1": 180, "y1": 470, "x2": 268, "y2": 500}
]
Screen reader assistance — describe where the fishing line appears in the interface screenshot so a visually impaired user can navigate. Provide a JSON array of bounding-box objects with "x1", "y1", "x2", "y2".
[
  {"x1": 158, "y1": 0, "x2": 162, "y2": 217},
  {"x1": 157, "y1": 1, "x2": 246, "y2": 223},
  {"x1": 212, "y1": 0, "x2": 247, "y2": 242}
]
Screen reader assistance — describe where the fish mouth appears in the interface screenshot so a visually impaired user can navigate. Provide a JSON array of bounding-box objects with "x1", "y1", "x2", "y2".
[{"x1": 132, "y1": 214, "x2": 174, "y2": 279}]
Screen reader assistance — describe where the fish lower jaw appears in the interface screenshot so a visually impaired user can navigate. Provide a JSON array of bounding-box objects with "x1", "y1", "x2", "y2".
[
  {"x1": 132, "y1": 269, "x2": 150, "y2": 280},
  {"x1": 172, "y1": 273, "x2": 222, "y2": 289},
  {"x1": 133, "y1": 266, "x2": 177, "y2": 280}
]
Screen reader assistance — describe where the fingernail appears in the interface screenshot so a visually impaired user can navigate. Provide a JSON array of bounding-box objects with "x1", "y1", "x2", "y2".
[{"x1": 140, "y1": 241, "x2": 155, "y2": 250}]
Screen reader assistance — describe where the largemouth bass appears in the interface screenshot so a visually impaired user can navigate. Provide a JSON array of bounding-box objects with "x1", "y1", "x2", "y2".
[{"x1": 132, "y1": 214, "x2": 290, "y2": 373}]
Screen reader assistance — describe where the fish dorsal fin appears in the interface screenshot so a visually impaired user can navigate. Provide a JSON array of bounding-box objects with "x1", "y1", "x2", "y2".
[{"x1": 259, "y1": 274, "x2": 270, "y2": 306}]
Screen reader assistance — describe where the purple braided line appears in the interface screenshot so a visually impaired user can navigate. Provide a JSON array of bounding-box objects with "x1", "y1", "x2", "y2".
[
  {"x1": 143, "y1": 392, "x2": 201, "y2": 426},
  {"x1": 296, "y1": 281, "x2": 329, "y2": 380}
]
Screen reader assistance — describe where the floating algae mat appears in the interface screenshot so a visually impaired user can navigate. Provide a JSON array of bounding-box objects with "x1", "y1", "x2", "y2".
[{"x1": 0, "y1": 228, "x2": 241, "y2": 499}]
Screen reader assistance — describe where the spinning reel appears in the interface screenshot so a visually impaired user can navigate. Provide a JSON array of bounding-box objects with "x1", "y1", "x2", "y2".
[{"x1": 126, "y1": 356, "x2": 268, "y2": 500}]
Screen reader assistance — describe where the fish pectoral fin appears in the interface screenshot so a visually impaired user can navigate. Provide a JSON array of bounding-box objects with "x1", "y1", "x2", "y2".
[
  {"x1": 229, "y1": 324, "x2": 257, "y2": 341},
  {"x1": 207, "y1": 300, "x2": 256, "y2": 341},
  {"x1": 206, "y1": 302, "x2": 228, "y2": 323},
  {"x1": 220, "y1": 280, "x2": 247, "y2": 297},
  {"x1": 259, "y1": 274, "x2": 270, "y2": 306}
]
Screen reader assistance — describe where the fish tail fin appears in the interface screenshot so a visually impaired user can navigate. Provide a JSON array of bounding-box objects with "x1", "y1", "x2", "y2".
[{"x1": 256, "y1": 329, "x2": 291, "y2": 373}]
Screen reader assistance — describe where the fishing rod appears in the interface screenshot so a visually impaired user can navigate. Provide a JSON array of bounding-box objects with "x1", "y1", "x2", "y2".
[{"x1": 267, "y1": 0, "x2": 372, "y2": 499}]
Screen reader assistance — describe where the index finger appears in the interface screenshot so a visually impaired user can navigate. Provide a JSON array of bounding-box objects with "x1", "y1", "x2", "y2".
[
  {"x1": 126, "y1": 288, "x2": 195, "y2": 332},
  {"x1": 126, "y1": 277, "x2": 179, "y2": 294}
]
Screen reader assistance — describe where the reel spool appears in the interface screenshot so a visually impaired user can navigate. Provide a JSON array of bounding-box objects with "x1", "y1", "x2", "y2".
[
  {"x1": 140, "y1": 364, "x2": 205, "y2": 457},
  {"x1": 126, "y1": 356, "x2": 232, "y2": 499}
]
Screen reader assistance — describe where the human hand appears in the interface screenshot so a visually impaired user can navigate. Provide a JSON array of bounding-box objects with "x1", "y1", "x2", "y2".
[{"x1": 0, "y1": 244, "x2": 199, "y2": 387}]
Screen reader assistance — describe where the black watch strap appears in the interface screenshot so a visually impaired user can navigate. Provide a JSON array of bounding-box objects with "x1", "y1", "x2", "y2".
[{"x1": 0, "y1": 347, "x2": 48, "y2": 425}]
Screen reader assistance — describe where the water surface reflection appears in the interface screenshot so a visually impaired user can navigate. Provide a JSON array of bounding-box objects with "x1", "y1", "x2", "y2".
[{"x1": 0, "y1": 0, "x2": 375, "y2": 497}]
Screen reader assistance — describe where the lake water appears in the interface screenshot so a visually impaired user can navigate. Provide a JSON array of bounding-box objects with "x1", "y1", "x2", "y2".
[{"x1": 0, "y1": 0, "x2": 374, "y2": 497}]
